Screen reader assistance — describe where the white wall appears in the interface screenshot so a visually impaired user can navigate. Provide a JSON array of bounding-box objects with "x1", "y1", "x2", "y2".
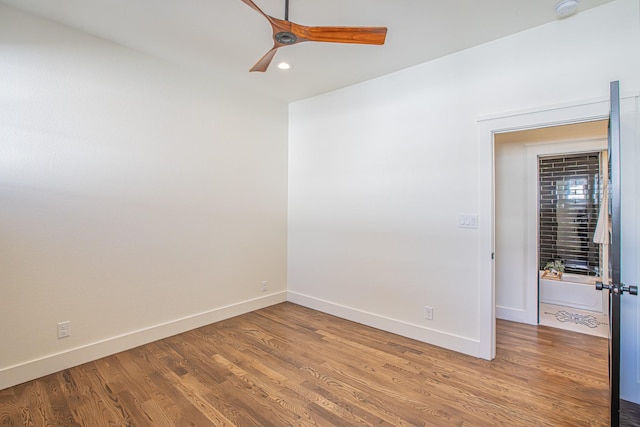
[
  {"x1": 288, "y1": 0, "x2": 640, "y2": 367},
  {"x1": 0, "y1": 5, "x2": 288, "y2": 388}
]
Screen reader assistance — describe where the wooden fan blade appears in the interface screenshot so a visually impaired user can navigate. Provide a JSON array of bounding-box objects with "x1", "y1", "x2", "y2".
[
  {"x1": 291, "y1": 24, "x2": 387, "y2": 45},
  {"x1": 239, "y1": 0, "x2": 269, "y2": 18},
  {"x1": 250, "y1": 46, "x2": 279, "y2": 72},
  {"x1": 239, "y1": 0, "x2": 387, "y2": 71}
]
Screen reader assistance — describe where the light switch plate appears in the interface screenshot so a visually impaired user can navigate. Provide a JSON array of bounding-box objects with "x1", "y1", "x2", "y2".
[{"x1": 459, "y1": 214, "x2": 478, "y2": 229}]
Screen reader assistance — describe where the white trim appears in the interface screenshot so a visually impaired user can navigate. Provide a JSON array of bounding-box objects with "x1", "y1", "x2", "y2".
[
  {"x1": 478, "y1": 97, "x2": 607, "y2": 123},
  {"x1": 287, "y1": 291, "x2": 481, "y2": 357},
  {"x1": 478, "y1": 117, "x2": 496, "y2": 360},
  {"x1": 496, "y1": 306, "x2": 530, "y2": 324},
  {"x1": 0, "y1": 292, "x2": 287, "y2": 390},
  {"x1": 478, "y1": 92, "x2": 640, "y2": 123}
]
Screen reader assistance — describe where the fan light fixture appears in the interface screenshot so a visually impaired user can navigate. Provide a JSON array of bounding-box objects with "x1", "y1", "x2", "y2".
[
  {"x1": 556, "y1": 0, "x2": 579, "y2": 18},
  {"x1": 240, "y1": 0, "x2": 387, "y2": 72},
  {"x1": 277, "y1": 62, "x2": 293, "y2": 70}
]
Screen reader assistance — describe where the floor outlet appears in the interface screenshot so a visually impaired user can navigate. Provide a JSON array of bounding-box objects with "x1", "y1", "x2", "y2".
[
  {"x1": 261, "y1": 280, "x2": 269, "y2": 292},
  {"x1": 57, "y1": 321, "x2": 71, "y2": 338},
  {"x1": 424, "y1": 306, "x2": 433, "y2": 320}
]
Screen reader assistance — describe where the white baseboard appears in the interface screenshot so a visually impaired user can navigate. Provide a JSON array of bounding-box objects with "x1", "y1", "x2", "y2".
[
  {"x1": 287, "y1": 291, "x2": 481, "y2": 358},
  {"x1": 496, "y1": 305, "x2": 537, "y2": 325},
  {"x1": 0, "y1": 292, "x2": 287, "y2": 390}
]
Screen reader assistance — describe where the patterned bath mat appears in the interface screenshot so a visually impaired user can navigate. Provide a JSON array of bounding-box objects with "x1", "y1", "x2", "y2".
[{"x1": 548, "y1": 310, "x2": 605, "y2": 328}]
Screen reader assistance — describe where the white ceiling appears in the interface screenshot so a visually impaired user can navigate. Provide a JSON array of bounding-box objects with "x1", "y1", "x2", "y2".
[{"x1": 1, "y1": 0, "x2": 615, "y2": 102}]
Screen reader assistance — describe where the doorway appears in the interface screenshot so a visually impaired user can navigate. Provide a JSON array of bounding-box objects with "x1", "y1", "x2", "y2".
[
  {"x1": 478, "y1": 92, "x2": 640, "y2": 421},
  {"x1": 536, "y1": 150, "x2": 610, "y2": 337},
  {"x1": 478, "y1": 98, "x2": 615, "y2": 360},
  {"x1": 493, "y1": 121, "x2": 608, "y2": 337}
]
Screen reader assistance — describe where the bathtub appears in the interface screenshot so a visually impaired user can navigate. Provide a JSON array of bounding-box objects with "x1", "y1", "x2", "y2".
[{"x1": 539, "y1": 271, "x2": 604, "y2": 313}]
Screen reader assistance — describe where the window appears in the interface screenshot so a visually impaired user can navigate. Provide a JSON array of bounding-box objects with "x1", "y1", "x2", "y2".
[{"x1": 539, "y1": 153, "x2": 601, "y2": 276}]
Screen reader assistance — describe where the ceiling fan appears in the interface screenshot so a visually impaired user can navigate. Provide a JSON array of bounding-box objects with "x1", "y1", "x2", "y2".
[{"x1": 240, "y1": 0, "x2": 388, "y2": 72}]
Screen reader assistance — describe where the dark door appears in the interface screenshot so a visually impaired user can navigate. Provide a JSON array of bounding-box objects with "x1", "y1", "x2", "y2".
[{"x1": 597, "y1": 80, "x2": 638, "y2": 426}]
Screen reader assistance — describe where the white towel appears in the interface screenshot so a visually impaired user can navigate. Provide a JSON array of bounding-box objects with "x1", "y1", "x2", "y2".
[{"x1": 593, "y1": 183, "x2": 609, "y2": 244}]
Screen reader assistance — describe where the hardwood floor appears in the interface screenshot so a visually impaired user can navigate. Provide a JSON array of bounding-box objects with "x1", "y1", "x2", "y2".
[
  {"x1": 621, "y1": 400, "x2": 640, "y2": 427},
  {"x1": 0, "y1": 302, "x2": 609, "y2": 426}
]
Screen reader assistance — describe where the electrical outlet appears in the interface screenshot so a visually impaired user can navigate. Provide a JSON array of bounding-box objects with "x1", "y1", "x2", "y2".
[
  {"x1": 57, "y1": 321, "x2": 71, "y2": 338},
  {"x1": 424, "y1": 306, "x2": 433, "y2": 320},
  {"x1": 261, "y1": 280, "x2": 269, "y2": 292}
]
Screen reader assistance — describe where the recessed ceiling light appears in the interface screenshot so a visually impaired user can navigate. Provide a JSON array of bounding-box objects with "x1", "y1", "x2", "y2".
[
  {"x1": 277, "y1": 62, "x2": 293, "y2": 70},
  {"x1": 556, "y1": 0, "x2": 579, "y2": 18}
]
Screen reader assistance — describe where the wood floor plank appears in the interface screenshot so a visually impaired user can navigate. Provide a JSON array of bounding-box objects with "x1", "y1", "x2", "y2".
[{"x1": 0, "y1": 302, "x2": 609, "y2": 426}]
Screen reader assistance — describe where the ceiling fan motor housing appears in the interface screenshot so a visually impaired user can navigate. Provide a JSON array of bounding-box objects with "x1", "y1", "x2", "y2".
[{"x1": 275, "y1": 31, "x2": 297, "y2": 45}]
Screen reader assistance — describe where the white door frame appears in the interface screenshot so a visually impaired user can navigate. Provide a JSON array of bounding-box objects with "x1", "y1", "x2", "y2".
[
  {"x1": 477, "y1": 97, "x2": 611, "y2": 360},
  {"x1": 478, "y1": 92, "x2": 638, "y2": 400}
]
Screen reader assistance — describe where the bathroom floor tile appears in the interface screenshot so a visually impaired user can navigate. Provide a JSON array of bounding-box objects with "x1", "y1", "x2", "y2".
[{"x1": 539, "y1": 303, "x2": 609, "y2": 338}]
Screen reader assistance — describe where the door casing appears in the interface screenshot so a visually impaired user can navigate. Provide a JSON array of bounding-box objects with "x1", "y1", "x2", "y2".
[{"x1": 478, "y1": 94, "x2": 637, "y2": 361}]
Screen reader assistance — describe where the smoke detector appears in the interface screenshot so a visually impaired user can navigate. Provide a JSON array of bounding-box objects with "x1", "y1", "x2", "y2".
[{"x1": 556, "y1": 0, "x2": 579, "y2": 18}]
